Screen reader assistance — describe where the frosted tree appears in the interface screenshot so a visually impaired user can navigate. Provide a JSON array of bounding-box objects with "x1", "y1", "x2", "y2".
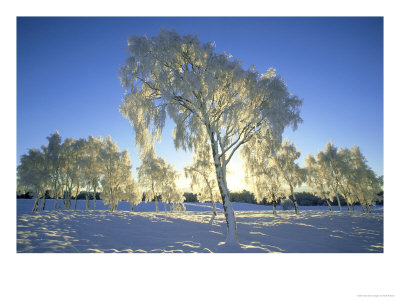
[
  {"x1": 44, "y1": 131, "x2": 64, "y2": 209},
  {"x1": 304, "y1": 154, "x2": 333, "y2": 211},
  {"x1": 346, "y1": 145, "x2": 381, "y2": 213},
  {"x1": 137, "y1": 148, "x2": 164, "y2": 212},
  {"x1": 241, "y1": 129, "x2": 282, "y2": 215},
  {"x1": 100, "y1": 136, "x2": 133, "y2": 211},
  {"x1": 61, "y1": 138, "x2": 86, "y2": 209},
  {"x1": 253, "y1": 164, "x2": 282, "y2": 216},
  {"x1": 81, "y1": 136, "x2": 103, "y2": 210},
  {"x1": 335, "y1": 147, "x2": 360, "y2": 210},
  {"x1": 124, "y1": 175, "x2": 141, "y2": 212},
  {"x1": 119, "y1": 30, "x2": 302, "y2": 244},
  {"x1": 184, "y1": 138, "x2": 221, "y2": 223},
  {"x1": 61, "y1": 138, "x2": 75, "y2": 209},
  {"x1": 137, "y1": 146, "x2": 183, "y2": 212},
  {"x1": 273, "y1": 139, "x2": 305, "y2": 214},
  {"x1": 159, "y1": 166, "x2": 184, "y2": 212},
  {"x1": 17, "y1": 148, "x2": 49, "y2": 212},
  {"x1": 315, "y1": 142, "x2": 348, "y2": 211}
]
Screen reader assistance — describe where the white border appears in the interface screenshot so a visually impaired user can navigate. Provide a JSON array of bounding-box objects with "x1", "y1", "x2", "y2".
[{"x1": 3, "y1": 1, "x2": 399, "y2": 299}]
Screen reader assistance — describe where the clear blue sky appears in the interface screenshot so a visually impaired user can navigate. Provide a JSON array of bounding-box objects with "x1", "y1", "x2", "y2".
[{"x1": 17, "y1": 17, "x2": 383, "y2": 190}]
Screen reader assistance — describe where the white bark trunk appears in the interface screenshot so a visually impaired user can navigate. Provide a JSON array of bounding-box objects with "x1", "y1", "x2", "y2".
[
  {"x1": 289, "y1": 185, "x2": 298, "y2": 214},
  {"x1": 336, "y1": 193, "x2": 342, "y2": 211},
  {"x1": 41, "y1": 196, "x2": 46, "y2": 210},
  {"x1": 93, "y1": 188, "x2": 97, "y2": 210},
  {"x1": 211, "y1": 138, "x2": 238, "y2": 245},
  {"x1": 32, "y1": 197, "x2": 39, "y2": 212},
  {"x1": 86, "y1": 194, "x2": 89, "y2": 210},
  {"x1": 326, "y1": 199, "x2": 332, "y2": 211}
]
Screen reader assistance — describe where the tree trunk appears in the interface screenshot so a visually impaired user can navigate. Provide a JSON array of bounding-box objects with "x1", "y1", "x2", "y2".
[
  {"x1": 41, "y1": 196, "x2": 46, "y2": 210},
  {"x1": 130, "y1": 202, "x2": 134, "y2": 212},
  {"x1": 272, "y1": 201, "x2": 277, "y2": 216},
  {"x1": 345, "y1": 199, "x2": 350, "y2": 211},
  {"x1": 289, "y1": 186, "x2": 298, "y2": 214},
  {"x1": 53, "y1": 184, "x2": 58, "y2": 209},
  {"x1": 155, "y1": 196, "x2": 159, "y2": 212},
  {"x1": 351, "y1": 203, "x2": 355, "y2": 211},
  {"x1": 336, "y1": 193, "x2": 342, "y2": 211},
  {"x1": 211, "y1": 139, "x2": 238, "y2": 246},
  {"x1": 62, "y1": 188, "x2": 67, "y2": 208},
  {"x1": 86, "y1": 194, "x2": 90, "y2": 210},
  {"x1": 326, "y1": 199, "x2": 332, "y2": 211},
  {"x1": 361, "y1": 203, "x2": 366, "y2": 213},
  {"x1": 74, "y1": 184, "x2": 80, "y2": 209},
  {"x1": 67, "y1": 189, "x2": 72, "y2": 209},
  {"x1": 209, "y1": 200, "x2": 217, "y2": 224},
  {"x1": 366, "y1": 204, "x2": 371, "y2": 213},
  {"x1": 32, "y1": 197, "x2": 39, "y2": 212},
  {"x1": 164, "y1": 202, "x2": 167, "y2": 212},
  {"x1": 93, "y1": 188, "x2": 97, "y2": 210}
]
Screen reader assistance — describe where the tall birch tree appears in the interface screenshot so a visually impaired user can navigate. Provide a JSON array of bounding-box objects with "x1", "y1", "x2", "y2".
[{"x1": 119, "y1": 30, "x2": 302, "y2": 244}]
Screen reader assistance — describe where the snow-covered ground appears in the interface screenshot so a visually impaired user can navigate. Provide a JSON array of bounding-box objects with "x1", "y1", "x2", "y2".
[{"x1": 17, "y1": 199, "x2": 383, "y2": 253}]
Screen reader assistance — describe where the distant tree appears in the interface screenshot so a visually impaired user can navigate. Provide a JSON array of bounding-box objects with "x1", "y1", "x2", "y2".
[
  {"x1": 119, "y1": 29, "x2": 302, "y2": 244},
  {"x1": 17, "y1": 148, "x2": 49, "y2": 212},
  {"x1": 317, "y1": 142, "x2": 349, "y2": 211},
  {"x1": 304, "y1": 154, "x2": 333, "y2": 211},
  {"x1": 183, "y1": 192, "x2": 198, "y2": 202},
  {"x1": 273, "y1": 139, "x2": 305, "y2": 214},
  {"x1": 346, "y1": 146, "x2": 381, "y2": 213},
  {"x1": 241, "y1": 129, "x2": 282, "y2": 215},
  {"x1": 124, "y1": 175, "x2": 141, "y2": 212},
  {"x1": 100, "y1": 136, "x2": 133, "y2": 211},
  {"x1": 81, "y1": 136, "x2": 103, "y2": 210},
  {"x1": 185, "y1": 139, "x2": 221, "y2": 223},
  {"x1": 137, "y1": 146, "x2": 183, "y2": 212},
  {"x1": 60, "y1": 137, "x2": 87, "y2": 209},
  {"x1": 44, "y1": 131, "x2": 64, "y2": 210}
]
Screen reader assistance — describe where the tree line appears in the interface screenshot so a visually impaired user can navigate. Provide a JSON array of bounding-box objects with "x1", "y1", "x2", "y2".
[{"x1": 17, "y1": 131, "x2": 185, "y2": 213}]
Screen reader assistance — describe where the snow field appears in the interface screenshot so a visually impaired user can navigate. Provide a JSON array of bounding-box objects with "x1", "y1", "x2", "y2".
[{"x1": 17, "y1": 199, "x2": 383, "y2": 253}]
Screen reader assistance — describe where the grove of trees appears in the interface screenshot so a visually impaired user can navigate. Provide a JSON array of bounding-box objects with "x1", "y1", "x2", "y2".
[{"x1": 17, "y1": 131, "x2": 142, "y2": 212}]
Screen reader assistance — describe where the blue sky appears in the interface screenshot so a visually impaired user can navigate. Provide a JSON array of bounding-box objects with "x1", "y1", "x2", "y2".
[{"x1": 17, "y1": 17, "x2": 383, "y2": 191}]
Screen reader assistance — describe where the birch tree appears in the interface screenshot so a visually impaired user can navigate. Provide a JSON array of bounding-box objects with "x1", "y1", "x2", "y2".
[
  {"x1": 137, "y1": 146, "x2": 183, "y2": 212},
  {"x1": 44, "y1": 131, "x2": 64, "y2": 209},
  {"x1": 81, "y1": 136, "x2": 103, "y2": 210},
  {"x1": 124, "y1": 175, "x2": 141, "y2": 212},
  {"x1": 241, "y1": 128, "x2": 282, "y2": 215},
  {"x1": 184, "y1": 140, "x2": 221, "y2": 222},
  {"x1": 119, "y1": 30, "x2": 302, "y2": 244},
  {"x1": 273, "y1": 139, "x2": 305, "y2": 214},
  {"x1": 17, "y1": 148, "x2": 49, "y2": 212},
  {"x1": 314, "y1": 143, "x2": 347, "y2": 211},
  {"x1": 304, "y1": 154, "x2": 333, "y2": 211},
  {"x1": 346, "y1": 145, "x2": 381, "y2": 213},
  {"x1": 100, "y1": 136, "x2": 133, "y2": 211}
]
